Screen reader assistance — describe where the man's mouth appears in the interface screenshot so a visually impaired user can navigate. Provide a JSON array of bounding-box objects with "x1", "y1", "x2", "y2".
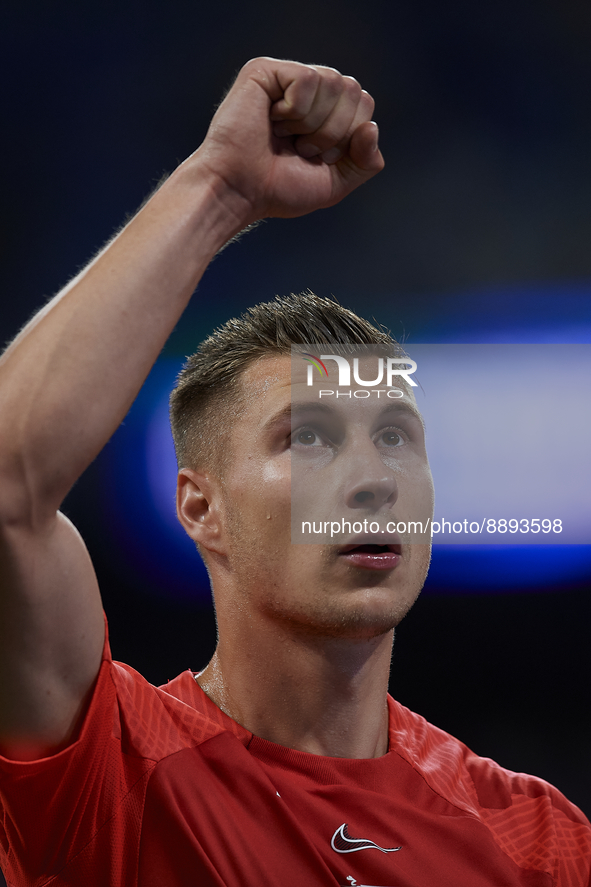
[{"x1": 338, "y1": 541, "x2": 402, "y2": 570}]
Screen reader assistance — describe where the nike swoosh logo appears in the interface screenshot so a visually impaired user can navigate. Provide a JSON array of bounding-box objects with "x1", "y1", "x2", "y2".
[{"x1": 331, "y1": 823, "x2": 402, "y2": 854}]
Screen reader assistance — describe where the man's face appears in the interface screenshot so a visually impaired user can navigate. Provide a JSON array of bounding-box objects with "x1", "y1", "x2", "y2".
[{"x1": 216, "y1": 353, "x2": 434, "y2": 640}]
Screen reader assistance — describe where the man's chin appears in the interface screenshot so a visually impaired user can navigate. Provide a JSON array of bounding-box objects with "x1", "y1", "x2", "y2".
[{"x1": 274, "y1": 590, "x2": 421, "y2": 642}]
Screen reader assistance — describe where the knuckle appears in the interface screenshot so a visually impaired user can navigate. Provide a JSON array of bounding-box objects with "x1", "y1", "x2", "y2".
[
  {"x1": 243, "y1": 56, "x2": 270, "y2": 71},
  {"x1": 360, "y1": 89, "x2": 375, "y2": 114},
  {"x1": 299, "y1": 64, "x2": 321, "y2": 85},
  {"x1": 314, "y1": 64, "x2": 341, "y2": 77},
  {"x1": 315, "y1": 66, "x2": 343, "y2": 94},
  {"x1": 343, "y1": 75, "x2": 362, "y2": 98},
  {"x1": 240, "y1": 57, "x2": 275, "y2": 86}
]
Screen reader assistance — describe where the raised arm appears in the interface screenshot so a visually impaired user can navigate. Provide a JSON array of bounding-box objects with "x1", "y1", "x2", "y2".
[{"x1": 0, "y1": 58, "x2": 383, "y2": 758}]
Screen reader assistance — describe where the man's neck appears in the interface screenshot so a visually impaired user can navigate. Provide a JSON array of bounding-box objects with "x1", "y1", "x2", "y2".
[{"x1": 196, "y1": 617, "x2": 394, "y2": 759}]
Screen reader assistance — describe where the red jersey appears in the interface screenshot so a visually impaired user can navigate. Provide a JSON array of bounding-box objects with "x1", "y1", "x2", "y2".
[{"x1": 0, "y1": 621, "x2": 589, "y2": 887}]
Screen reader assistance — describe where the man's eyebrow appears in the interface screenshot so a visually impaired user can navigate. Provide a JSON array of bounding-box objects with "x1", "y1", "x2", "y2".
[
  {"x1": 263, "y1": 401, "x2": 334, "y2": 433},
  {"x1": 265, "y1": 399, "x2": 425, "y2": 430},
  {"x1": 289, "y1": 401, "x2": 337, "y2": 417},
  {"x1": 375, "y1": 401, "x2": 426, "y2": 430}
]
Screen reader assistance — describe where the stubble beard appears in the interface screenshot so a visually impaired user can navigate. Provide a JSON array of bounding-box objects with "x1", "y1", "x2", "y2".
[{"x1": 224, "y1": 507, "x2": 430, "y2": 641}]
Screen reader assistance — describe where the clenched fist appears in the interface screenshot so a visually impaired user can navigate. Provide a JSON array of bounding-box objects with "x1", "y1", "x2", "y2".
[{"x1": 194, "y1": 57, "x2": 384, "y2": 224}]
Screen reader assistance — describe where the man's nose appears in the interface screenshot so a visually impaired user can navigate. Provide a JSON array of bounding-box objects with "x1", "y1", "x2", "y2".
[{"x1": 344, "y1": 447, "x2": 398, "y2": 511}]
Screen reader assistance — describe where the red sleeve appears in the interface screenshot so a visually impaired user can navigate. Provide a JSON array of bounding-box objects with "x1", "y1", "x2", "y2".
[
  {"x1": 0, "y1": 619, "x2": 154, "y2": 886},
  {"x1": 0, "y1": 616, "x2": 226, "y2": 887}
]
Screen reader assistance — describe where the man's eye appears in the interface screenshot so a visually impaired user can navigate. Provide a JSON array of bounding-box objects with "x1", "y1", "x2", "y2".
[
  {"x1": 380, "y1": 430, "x2": 404, "y2": 447},
  {"x1": 295, "y1": 429, "x2": 322, "y2": 446}
]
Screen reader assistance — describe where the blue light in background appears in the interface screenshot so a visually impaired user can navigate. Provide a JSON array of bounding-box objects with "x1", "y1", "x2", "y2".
[
  {"x1": 425, "y1": 543, "x2": 591, "y2": 593},
  {"x1": 102, "y1": 358, "x2": 211, "y2": 602},
  {"x1": 411, "y1": 344, "x2": 591, "y2": 544},
  {"x1": 409, "y1": 290, "x2": 591, "y2": 591}
]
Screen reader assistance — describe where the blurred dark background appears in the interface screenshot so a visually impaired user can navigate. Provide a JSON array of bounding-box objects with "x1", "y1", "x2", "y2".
[{"x1": 1, "y1": 1, "x2": 591, "y2": 879}]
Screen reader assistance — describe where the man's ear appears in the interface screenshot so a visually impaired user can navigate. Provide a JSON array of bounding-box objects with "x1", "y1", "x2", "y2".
[{"x1": 176, "y1": 468, "x2": 226, "y2": 556}]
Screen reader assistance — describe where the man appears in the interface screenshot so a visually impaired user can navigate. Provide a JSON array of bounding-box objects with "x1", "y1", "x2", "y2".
[{"x1": 0, "y1": 58, "x2": 588, "y2": 887}]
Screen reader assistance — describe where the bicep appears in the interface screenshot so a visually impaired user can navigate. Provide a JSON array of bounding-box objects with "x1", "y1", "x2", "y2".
[{"x1": 0, "y1": 511, "x2": 105, "y2": 759}]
